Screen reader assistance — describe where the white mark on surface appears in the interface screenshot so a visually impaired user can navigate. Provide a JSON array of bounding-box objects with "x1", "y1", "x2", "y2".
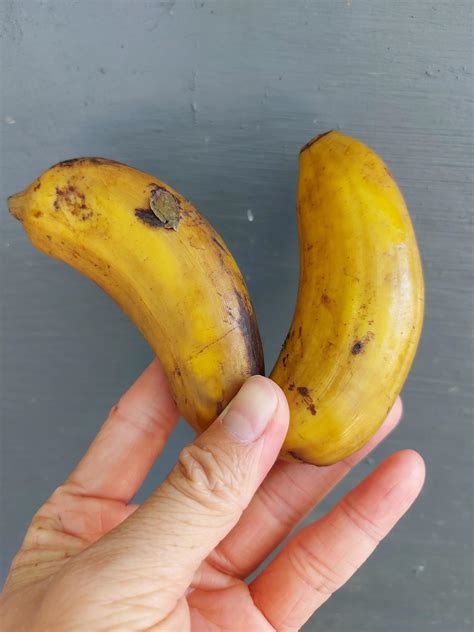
[
  {"x1": 448, "y1": 385, "x2": 459, "y2": 393},
  {"x1": 204, "y1": 136, "x2": 210, "y2": 144},
  {"x1": 190, "y1": 100, "x2": 198, "y2": 123},
  {"x1": 412, "y1": 565, "x2": 425, "y2": 576},
  {"x1": 4, "y1": 116, "x2": 16, "y2": 125},
  {"x1": 247, "y1": 209, "x2": 254, "y2": 222}
]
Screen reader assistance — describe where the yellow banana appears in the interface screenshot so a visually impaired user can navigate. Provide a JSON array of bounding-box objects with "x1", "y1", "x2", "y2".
[
  {"x1": 8, "y1": 157, "x2": 264, "y2": 431},
  {"x1": 8, "y1": 133, "x2": 424, "y2": 467},
  {"x1": 271, "y1": 131, "x2": 424, "y2": 465}
]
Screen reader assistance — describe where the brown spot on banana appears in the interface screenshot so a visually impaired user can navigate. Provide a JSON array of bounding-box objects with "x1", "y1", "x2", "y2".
[
  {"x1": 351, "y1": 331, "x2": 375, "y2": 355},
  {"x1": 296, "y1": 386, "x2": 317, "y2": 416}
]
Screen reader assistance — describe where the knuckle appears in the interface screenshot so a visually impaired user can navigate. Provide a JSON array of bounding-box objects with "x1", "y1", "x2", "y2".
[
  {"x1": 22, "y1": 486, "x2": 75, "y2": 547},
  {"x1": 170, "y1": 443, "x2": 244, "y2": 513},
  {"x1": 287, "y1": 533, "x2": 343, "y2": 597},
  {"x1": 339, "y1": 496, "x2": 384, "y2": 544},
  {"x1": 109, "y1": 400, "x2": 173, "y2": 441},
  {"x1": 258, "y1": 479, "x2": 301, "y2": 528},
  {"x1": 257, "y1": 466, "x2": 315, "y2": 528}
]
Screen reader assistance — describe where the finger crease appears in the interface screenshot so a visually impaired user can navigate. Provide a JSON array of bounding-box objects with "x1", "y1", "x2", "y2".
[
  {"x1": 338, "y1": 497, "x2": 384, "y2": 544},
  {"x1": 288, "y1": 536, "x2": 341, "y2": 597}
]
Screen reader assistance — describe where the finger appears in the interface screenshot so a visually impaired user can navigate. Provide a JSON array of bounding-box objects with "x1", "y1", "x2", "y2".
[
  {"x1": 250, "y1": 450, "x2": 426, "y2": 632},
  {"x1": 42, "y1": 498, "x2": 141, "y2": 544},
  {"x1": 66, "y1": 358, "x2": 179, "y2": 502},
  {"x1": 80, "y1": 376, "x2": 289, "y2": 611},
  {"x1": 207, "y1": 397, "x2": 402, "y2": 580}
]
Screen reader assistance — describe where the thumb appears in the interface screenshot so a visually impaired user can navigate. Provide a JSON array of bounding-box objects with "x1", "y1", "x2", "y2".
[{"x1": 84, "y1": 375, "x2": 288, "y2": 604}]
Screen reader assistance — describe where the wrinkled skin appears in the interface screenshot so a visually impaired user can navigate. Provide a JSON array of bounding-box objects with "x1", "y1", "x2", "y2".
[{"x1": 1, "y1": 361, "x2": 425, "y2": 631}]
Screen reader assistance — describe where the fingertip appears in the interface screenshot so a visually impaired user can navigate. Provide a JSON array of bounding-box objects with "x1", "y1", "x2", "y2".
[
  {"x1": 374, "y1": 449, "x2": 426, "y2": 512},
  {"x1": 245, "y1": 375, "x2": 290, "y2": 433},
  {"x1": 392, "y1": 449, "x2": 426, "y2": 489},
  {"x1": 246, "y1": 374, "x2": 280, "y2": 402}
]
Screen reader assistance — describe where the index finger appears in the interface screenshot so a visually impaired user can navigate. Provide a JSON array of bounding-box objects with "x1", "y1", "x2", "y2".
[{"x1": 66, "y1": 358, "x2": 179, "y2": 502}]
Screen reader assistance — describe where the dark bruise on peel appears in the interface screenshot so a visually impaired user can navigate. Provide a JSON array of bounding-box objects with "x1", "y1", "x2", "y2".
[
  {"x1": 299, "y1": 130, "x2": 334, "y2": 154},
  {"x1": 296, "y1": 386, "x2": 317, "y2": 416},
  {"x1": 211, "y1": 235, "x2": 228, "y2": 254},
  {"x1": 234, "y1": 289, "x2": 265, "y2": 376},
  {"x1": 53, "y1": 184, "x2": 92, "y2": 220}
]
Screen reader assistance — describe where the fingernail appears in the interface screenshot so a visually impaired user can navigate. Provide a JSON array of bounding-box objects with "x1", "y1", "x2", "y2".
[{"x1": 222, "y1": 377, "x2": 278, "y2": 443}]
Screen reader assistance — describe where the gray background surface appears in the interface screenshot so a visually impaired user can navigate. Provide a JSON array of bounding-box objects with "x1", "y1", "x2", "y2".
[{"x1": 1, "y1": 1, "x2": 472, "y2": 630}]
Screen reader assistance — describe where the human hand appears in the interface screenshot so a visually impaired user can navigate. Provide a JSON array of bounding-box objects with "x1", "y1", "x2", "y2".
[{"x1": 1, "y1": 360, "x2": 425, "y2": 631}]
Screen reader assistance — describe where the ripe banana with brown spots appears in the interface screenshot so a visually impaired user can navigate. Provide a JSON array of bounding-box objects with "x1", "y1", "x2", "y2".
[
  {"x1": 8, "y1": 132, "x2": 424, "y2": 467},
  {"x1": 8, "y1": 158, "x2": 263, "y2": 432},
  {"x1": 271, "y1": 131, "x2": 424, "y2": 465}
]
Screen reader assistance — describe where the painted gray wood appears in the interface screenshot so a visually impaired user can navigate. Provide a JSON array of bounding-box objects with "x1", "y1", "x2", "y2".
[{"x1": 1, "y1": 1, "x2": 472, "y2": 630}]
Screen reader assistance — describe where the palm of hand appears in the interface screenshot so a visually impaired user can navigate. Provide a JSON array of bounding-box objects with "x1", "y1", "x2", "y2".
[{"x1": 1, "y1": 362, "x2": 424, "y2": 632}]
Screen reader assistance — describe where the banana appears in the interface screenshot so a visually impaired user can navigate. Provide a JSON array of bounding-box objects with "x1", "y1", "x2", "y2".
[
  {"x1": 271, "y1": 131, "x2": 424, "y2": 465},
  {"x1": 8, "y1": 157, "x2": 264, "y2": 432}
]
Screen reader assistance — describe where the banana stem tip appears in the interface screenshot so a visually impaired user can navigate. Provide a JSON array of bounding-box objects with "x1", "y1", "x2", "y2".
[{"x1": 7, "y1": 191, "x2": 27, "y2": 222}]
